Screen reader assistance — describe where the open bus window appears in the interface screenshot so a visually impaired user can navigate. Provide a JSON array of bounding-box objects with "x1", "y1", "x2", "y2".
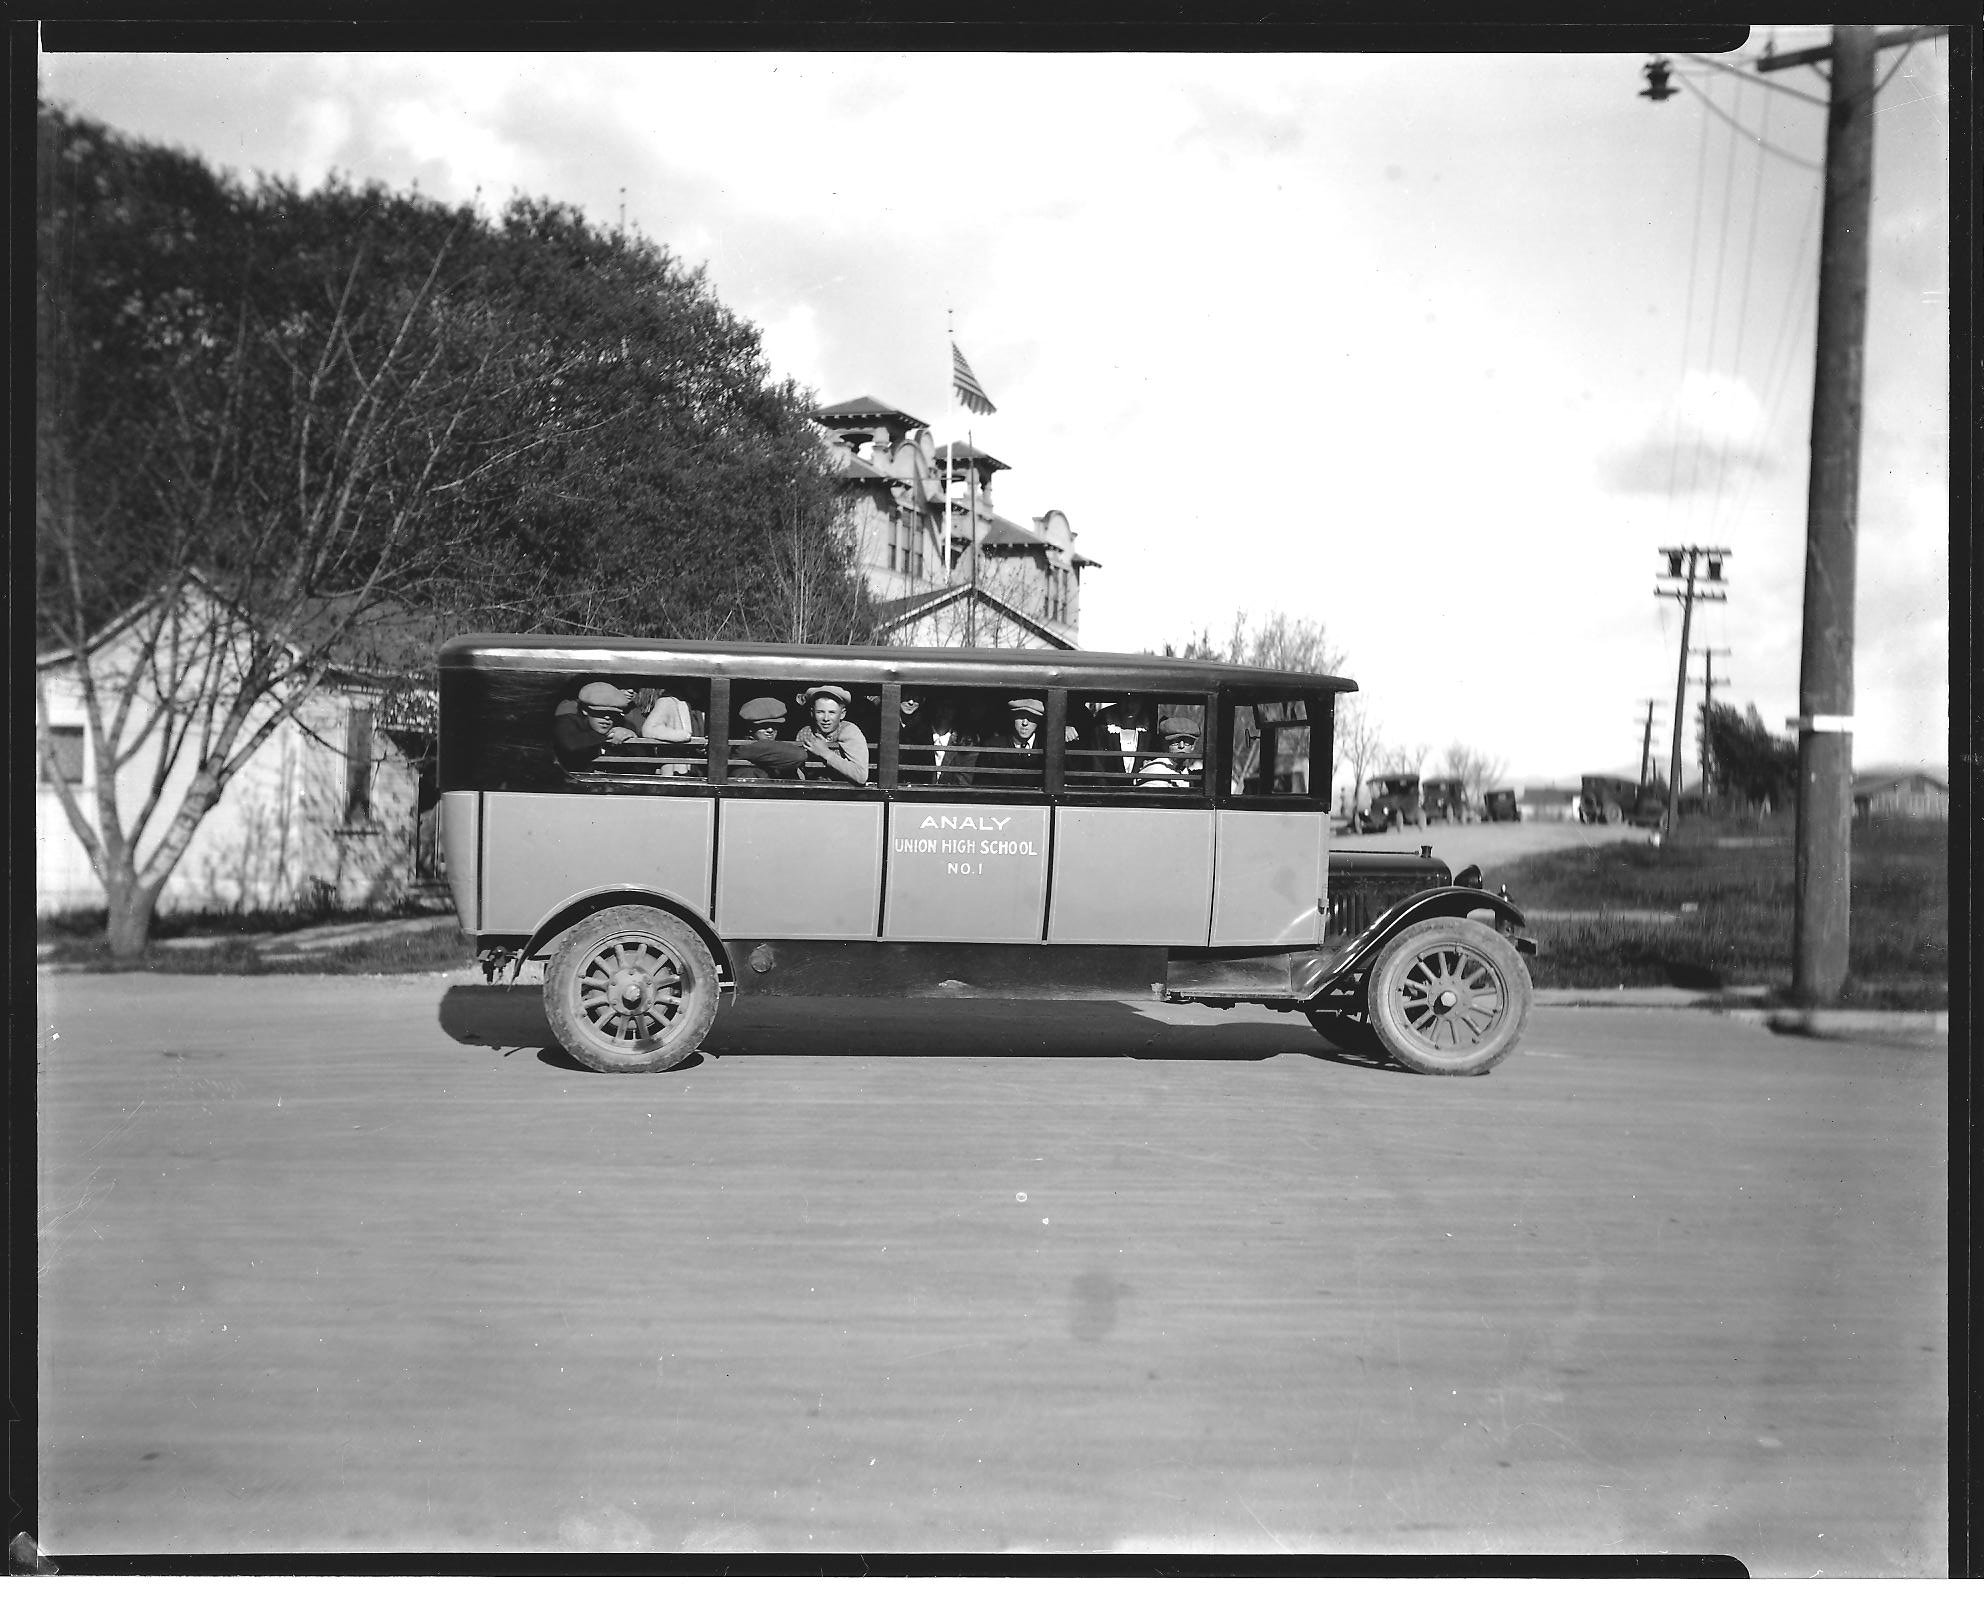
[
  {"x1": 919, "y1": 687, "x2": 1048, "y2": 791},
  {"x1": 727, "y1": 680, "x2": 875, "y2": 786},
  {"x1": 1061, "y1": 695, "x2": 1208, "y2": 792},
  {"x1": 1228, "y1": 696, "x2": 1316, "y2": 799},
  {"x1": 554, "y1": 676, "x2": 710, "y2": 781}
]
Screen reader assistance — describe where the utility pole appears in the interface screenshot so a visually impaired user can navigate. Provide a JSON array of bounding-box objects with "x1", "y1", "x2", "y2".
[
  {"x1": 1655, "y1": 546, "x2": 1728, "y2": 833},
  {"x1": 1762, "y1": 26, "x2": 1874, "y2": 1004},
  {"x1": 1691, "y1": 646, "x2": 1732, "y2": 807},
  {"x1": 1637, "y1": 700, "x2": 1664, "y2": 788},
  {"x1": 1642, "y1": 24, "x2": 1947, "y2": 1003}
]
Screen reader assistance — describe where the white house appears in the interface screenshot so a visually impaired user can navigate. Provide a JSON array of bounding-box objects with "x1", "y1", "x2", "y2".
[{"x1": 36, "y1": 580, "x2": 438, "y2": 918}]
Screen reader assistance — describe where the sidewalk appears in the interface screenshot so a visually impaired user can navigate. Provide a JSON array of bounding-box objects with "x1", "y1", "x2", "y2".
[{"x1": 1534, "y1": 985, "x2": 1949, "y2": 1042}]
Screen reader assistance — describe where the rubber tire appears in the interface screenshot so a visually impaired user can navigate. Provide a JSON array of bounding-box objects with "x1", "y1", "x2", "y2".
[
  {"x1": 1365, "y1": 916, "x2": 1533, "y2": 1077},
  {"x1": 1602, "y1": 800, "x2": 1624, "y2": 825},
  {"x1": 544, "y1": 905, "x2": 720, "y2": 1073}
]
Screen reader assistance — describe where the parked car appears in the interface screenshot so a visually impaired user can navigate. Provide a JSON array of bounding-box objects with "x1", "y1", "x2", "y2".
[
  {"x1": 1578, "y1": 774, "x2": 1667, "y2": 826},
  {"x1": 1356, "y1": 772, "x2": 1427, "y2": 833},
  {"x1": 1482, "y1": 789, "x2": 1521, "y2": 822},
  {"x1": 1422, "y1": 778, "x2": 1478, "y2": 823}
]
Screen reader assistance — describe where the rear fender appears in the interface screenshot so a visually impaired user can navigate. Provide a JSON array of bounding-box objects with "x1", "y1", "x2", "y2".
[{"x1": 1301, "y1": 886, "x2": 1533, "y2": 1000}]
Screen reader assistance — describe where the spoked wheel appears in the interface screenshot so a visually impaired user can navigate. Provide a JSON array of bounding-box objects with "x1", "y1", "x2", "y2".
[
  {"x1": 1366, "y1": 916, "x2": 1532, "y2": 1076},
  {"x1": 544, "y1": 906, "x2": 719, "y2": 1073}
]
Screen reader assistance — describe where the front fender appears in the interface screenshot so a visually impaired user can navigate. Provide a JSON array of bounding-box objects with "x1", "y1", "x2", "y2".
[{"x1": 1301, "y1": 886, "x2": 1534, "y2": 1000}]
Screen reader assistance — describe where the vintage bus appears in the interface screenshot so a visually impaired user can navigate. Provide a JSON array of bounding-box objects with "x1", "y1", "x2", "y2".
[{"x1": 438, "y1": 637, "x2": 1536, "y2": 1077}]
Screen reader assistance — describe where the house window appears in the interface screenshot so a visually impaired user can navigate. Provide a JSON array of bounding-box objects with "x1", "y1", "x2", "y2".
[
  {"x1": 344, "y1": 705, "x2": 375, "y2": 827},
  {"x1": 42, "y1": 725, "x2": 85, "y2": 785}
]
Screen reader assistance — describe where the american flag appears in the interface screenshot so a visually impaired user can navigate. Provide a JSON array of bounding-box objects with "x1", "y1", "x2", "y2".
[{"x1": 952, "y1": 343, "x2": 997, "y2": 416}]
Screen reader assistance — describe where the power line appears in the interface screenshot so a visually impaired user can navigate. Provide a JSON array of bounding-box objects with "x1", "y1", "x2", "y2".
[{"x1": 1673, "y1": 70, "x2": 1825, "y2": 170}]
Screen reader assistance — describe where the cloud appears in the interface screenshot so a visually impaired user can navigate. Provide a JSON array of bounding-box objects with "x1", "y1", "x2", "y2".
[{"x1": 1599, "y1": 369, "x2": 1783, "y2": 496}]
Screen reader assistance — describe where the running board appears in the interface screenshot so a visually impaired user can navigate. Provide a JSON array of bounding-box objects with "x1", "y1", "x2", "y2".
[{"x1": 1163, "y1": 948, "x2": 1339, "y2": 1004}]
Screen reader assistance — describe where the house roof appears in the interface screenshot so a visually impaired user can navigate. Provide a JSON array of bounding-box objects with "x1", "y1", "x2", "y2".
[
  {"x1": 36, "y1": 568, "x2": 442, "y2": 682},
  {"x1": 1851, "y1": 768, "x2": 1949, "y2": 797},
  {"x1": 831, "y1": 456, "x2": 894, "y2": 481},
  {"x1": 813, "y1": 396, "x2": 929, "y2": 428}
]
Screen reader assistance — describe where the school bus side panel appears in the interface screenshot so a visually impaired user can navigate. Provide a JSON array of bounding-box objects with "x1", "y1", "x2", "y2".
[
  {"x1": 1047, "y1": 807, "x2": 1214, "y2": 945},
  {"x1": 1209, "y1": 811, "x2": 1326, "y2": 945},
  {"x1": 884, "y1": 803, "x2": 1050, "y2": 942},
  {"x1": 479, "y1": 792, "x2": 715, "y2": 934},
  {"x1": 442, "y1": 791, "x2": 480, "y2": 932},
  {"x1": 716, "y1": 798, "x2": 885, "y2": 939}
]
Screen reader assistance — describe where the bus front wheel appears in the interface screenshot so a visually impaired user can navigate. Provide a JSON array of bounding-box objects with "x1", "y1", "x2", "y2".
[
  {"x1": 544, "y1": 906, "x2": 719, "y2": 1074},
  {"x1": 1365, "y1": 916, "x2": 1532, "y2": 1077}
]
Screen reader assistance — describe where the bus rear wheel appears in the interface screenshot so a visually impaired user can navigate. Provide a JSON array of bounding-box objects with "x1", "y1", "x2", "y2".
[
  {"x1": 544, "y1": 906, "x2": 719, "y2": 1073},
  {"x1": 1365, "y1": 916, "x2": 1532, "y2": 1077}
]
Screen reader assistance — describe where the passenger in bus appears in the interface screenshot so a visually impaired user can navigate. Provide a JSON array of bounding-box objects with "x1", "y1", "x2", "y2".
[
  {"x1": 896, "y1": 692, "x2": 942, "y2": 784},
  {"x1": 728, "y1": 697, "x2": 809, "y2": 781},
  {"x1": 795, "y1": 685, "x2": 869, "y2": 785},
  {"x1": 637, "y1": 680, "x2": 701, "y2": 777},
  {"x1": 951, "y1": 695, "x2": 1046, "y2": 787},
  {"x1": 553, "y1": 681, "x2": 643, "y2": 769},
  {"x1": 1135, "y1": 716, "x2": 1203, "y2": 788},
  {"x1": 1066, "y1": 700, "x2": 1128, "y2": 784}
]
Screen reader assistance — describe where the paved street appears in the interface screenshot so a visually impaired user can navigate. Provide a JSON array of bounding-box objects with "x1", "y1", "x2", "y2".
[{"x1": 34, "y1": 972, "x2": 1946, "y2": 1570}]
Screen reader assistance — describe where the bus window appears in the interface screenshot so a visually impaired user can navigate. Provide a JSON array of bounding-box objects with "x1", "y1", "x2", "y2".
[
  {"x1": 1226, "y1": 695, "x2": 1323, "y2": 805},
  {"x1": 726, "y1": 680, "x2": 876, "y2": 786},
  {"x1": 893, "y1": 687, "x2": 962, "y2": 786},
  {"x1": 1065, "y1": 695, "x2": 1132, "y2": 786},
  {"x1": 554, "y1": 676, "x2": 711, "y2": 784},
  {"x1": 930, "y1": 687, "x2": 1051, "y2": 791}
]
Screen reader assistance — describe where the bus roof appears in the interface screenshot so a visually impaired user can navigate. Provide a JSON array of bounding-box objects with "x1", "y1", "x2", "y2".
[{"x1": 439, "y1": 634, "x2": 1358, "y2": 699}]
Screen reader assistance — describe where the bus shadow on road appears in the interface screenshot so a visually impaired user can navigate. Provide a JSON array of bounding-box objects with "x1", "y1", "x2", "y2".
[{"x1": 436, "y1": 985, "x2": 1405, "y2": 1070}]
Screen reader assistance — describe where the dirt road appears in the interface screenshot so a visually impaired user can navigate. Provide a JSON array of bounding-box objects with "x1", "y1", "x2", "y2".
[{"x1": 34, "y1": 973, "x2": 1945, "y2": 1570}]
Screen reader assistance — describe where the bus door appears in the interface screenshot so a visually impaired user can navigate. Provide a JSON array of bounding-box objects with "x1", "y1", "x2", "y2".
[
  {"x1": 1046, "y1": 691, "x2": 1215, "y2": 946},
  {"x1": 1210, "y1": 693, "x2": 1329, "y2": 946},
  {"x1": 881, "y1": 683, "x2": 1051, "y2": 942},
  {"x1": 712, "y1": 679, "x2": 887, "y2": 939}
]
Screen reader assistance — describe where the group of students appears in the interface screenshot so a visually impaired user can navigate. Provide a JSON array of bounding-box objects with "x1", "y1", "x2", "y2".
[{"x1": 553, "y1": 681, "x2": 1202, "y2": 789}]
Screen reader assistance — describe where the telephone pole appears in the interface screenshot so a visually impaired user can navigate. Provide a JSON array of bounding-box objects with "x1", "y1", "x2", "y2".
[
  {"x1": 1655, "y1": 546, "x2": 1728, "y2": 833},
  {"x1": 1642, "y1": 26, "x2": 1943, "y2": 1002},
  {"x1": 1636, "y1": 700, "x2": 1664, "y2": 788},
  {"x1": 1691, "y1": 646, "x2": 1731, "y2": 806},
  {"x1": 1762, "y1": 26, "x2": 1873, "y2": 1004}
]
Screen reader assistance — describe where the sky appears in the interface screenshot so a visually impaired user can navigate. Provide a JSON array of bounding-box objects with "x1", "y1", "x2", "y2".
[{"x1": 38, "y1": 32, "x2": 1951, "y2": 785}]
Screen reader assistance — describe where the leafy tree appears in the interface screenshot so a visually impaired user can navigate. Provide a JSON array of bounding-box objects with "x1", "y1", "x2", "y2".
[
  {"x1": 37, "y1": 105, "x2": 865, "y2": 954},
  {"x1": 1703, "y1": 701, "x2": 1798, "y2": 812}
]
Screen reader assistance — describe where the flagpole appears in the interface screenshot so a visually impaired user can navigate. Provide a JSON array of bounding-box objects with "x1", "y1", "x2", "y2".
[
  {"x1": 967, "y1": 428, "x2": 978, "y2": 647},
  {"x1": 943, "y1": 311, "x2": 955, "y2": 589}
]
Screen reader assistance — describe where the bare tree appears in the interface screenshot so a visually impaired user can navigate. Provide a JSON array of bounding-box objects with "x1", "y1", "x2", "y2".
[
  {"x1": 1337, "y1": 701, "x2": 1385, "y2": 814},
  {"x1": 1439, "y1": 740, "x2": 1509, "y2": 797}
]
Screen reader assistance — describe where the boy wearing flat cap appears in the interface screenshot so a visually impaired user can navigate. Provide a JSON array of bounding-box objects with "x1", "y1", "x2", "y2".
[
  {"x1": 1136, "y1": 715, "x2": 1203, "y2": 788},
  {"x1": 552, "y1": 680, "x2": 644, "y2": 768},
  {"x1": 728, "y1": 697, "x2": 809, "y2": 780},
  {"x1": 795, "y1": 685, "x2": 869, "y2": 785}
]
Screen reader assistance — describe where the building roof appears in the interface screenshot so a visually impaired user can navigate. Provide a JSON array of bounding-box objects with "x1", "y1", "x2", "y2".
[
  {"x1": 813, "y1": 396, "x2": 929, "y2": 428},
  {"x1": 939, "y1": 441, "x2": 1011, "y2": 472},
  {"x1": 1851, "y1": 768, "x2": 1949, "y2": 797},
  {"x1": 949, "y1": 508, "x2": 1102, "y2": 568},
  {"x1": 830, "y1": 455, "x2": 893, "y2": 481},
  {"x1": 869, "y1": 583, "x2": 1078, "y2": 650}
]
